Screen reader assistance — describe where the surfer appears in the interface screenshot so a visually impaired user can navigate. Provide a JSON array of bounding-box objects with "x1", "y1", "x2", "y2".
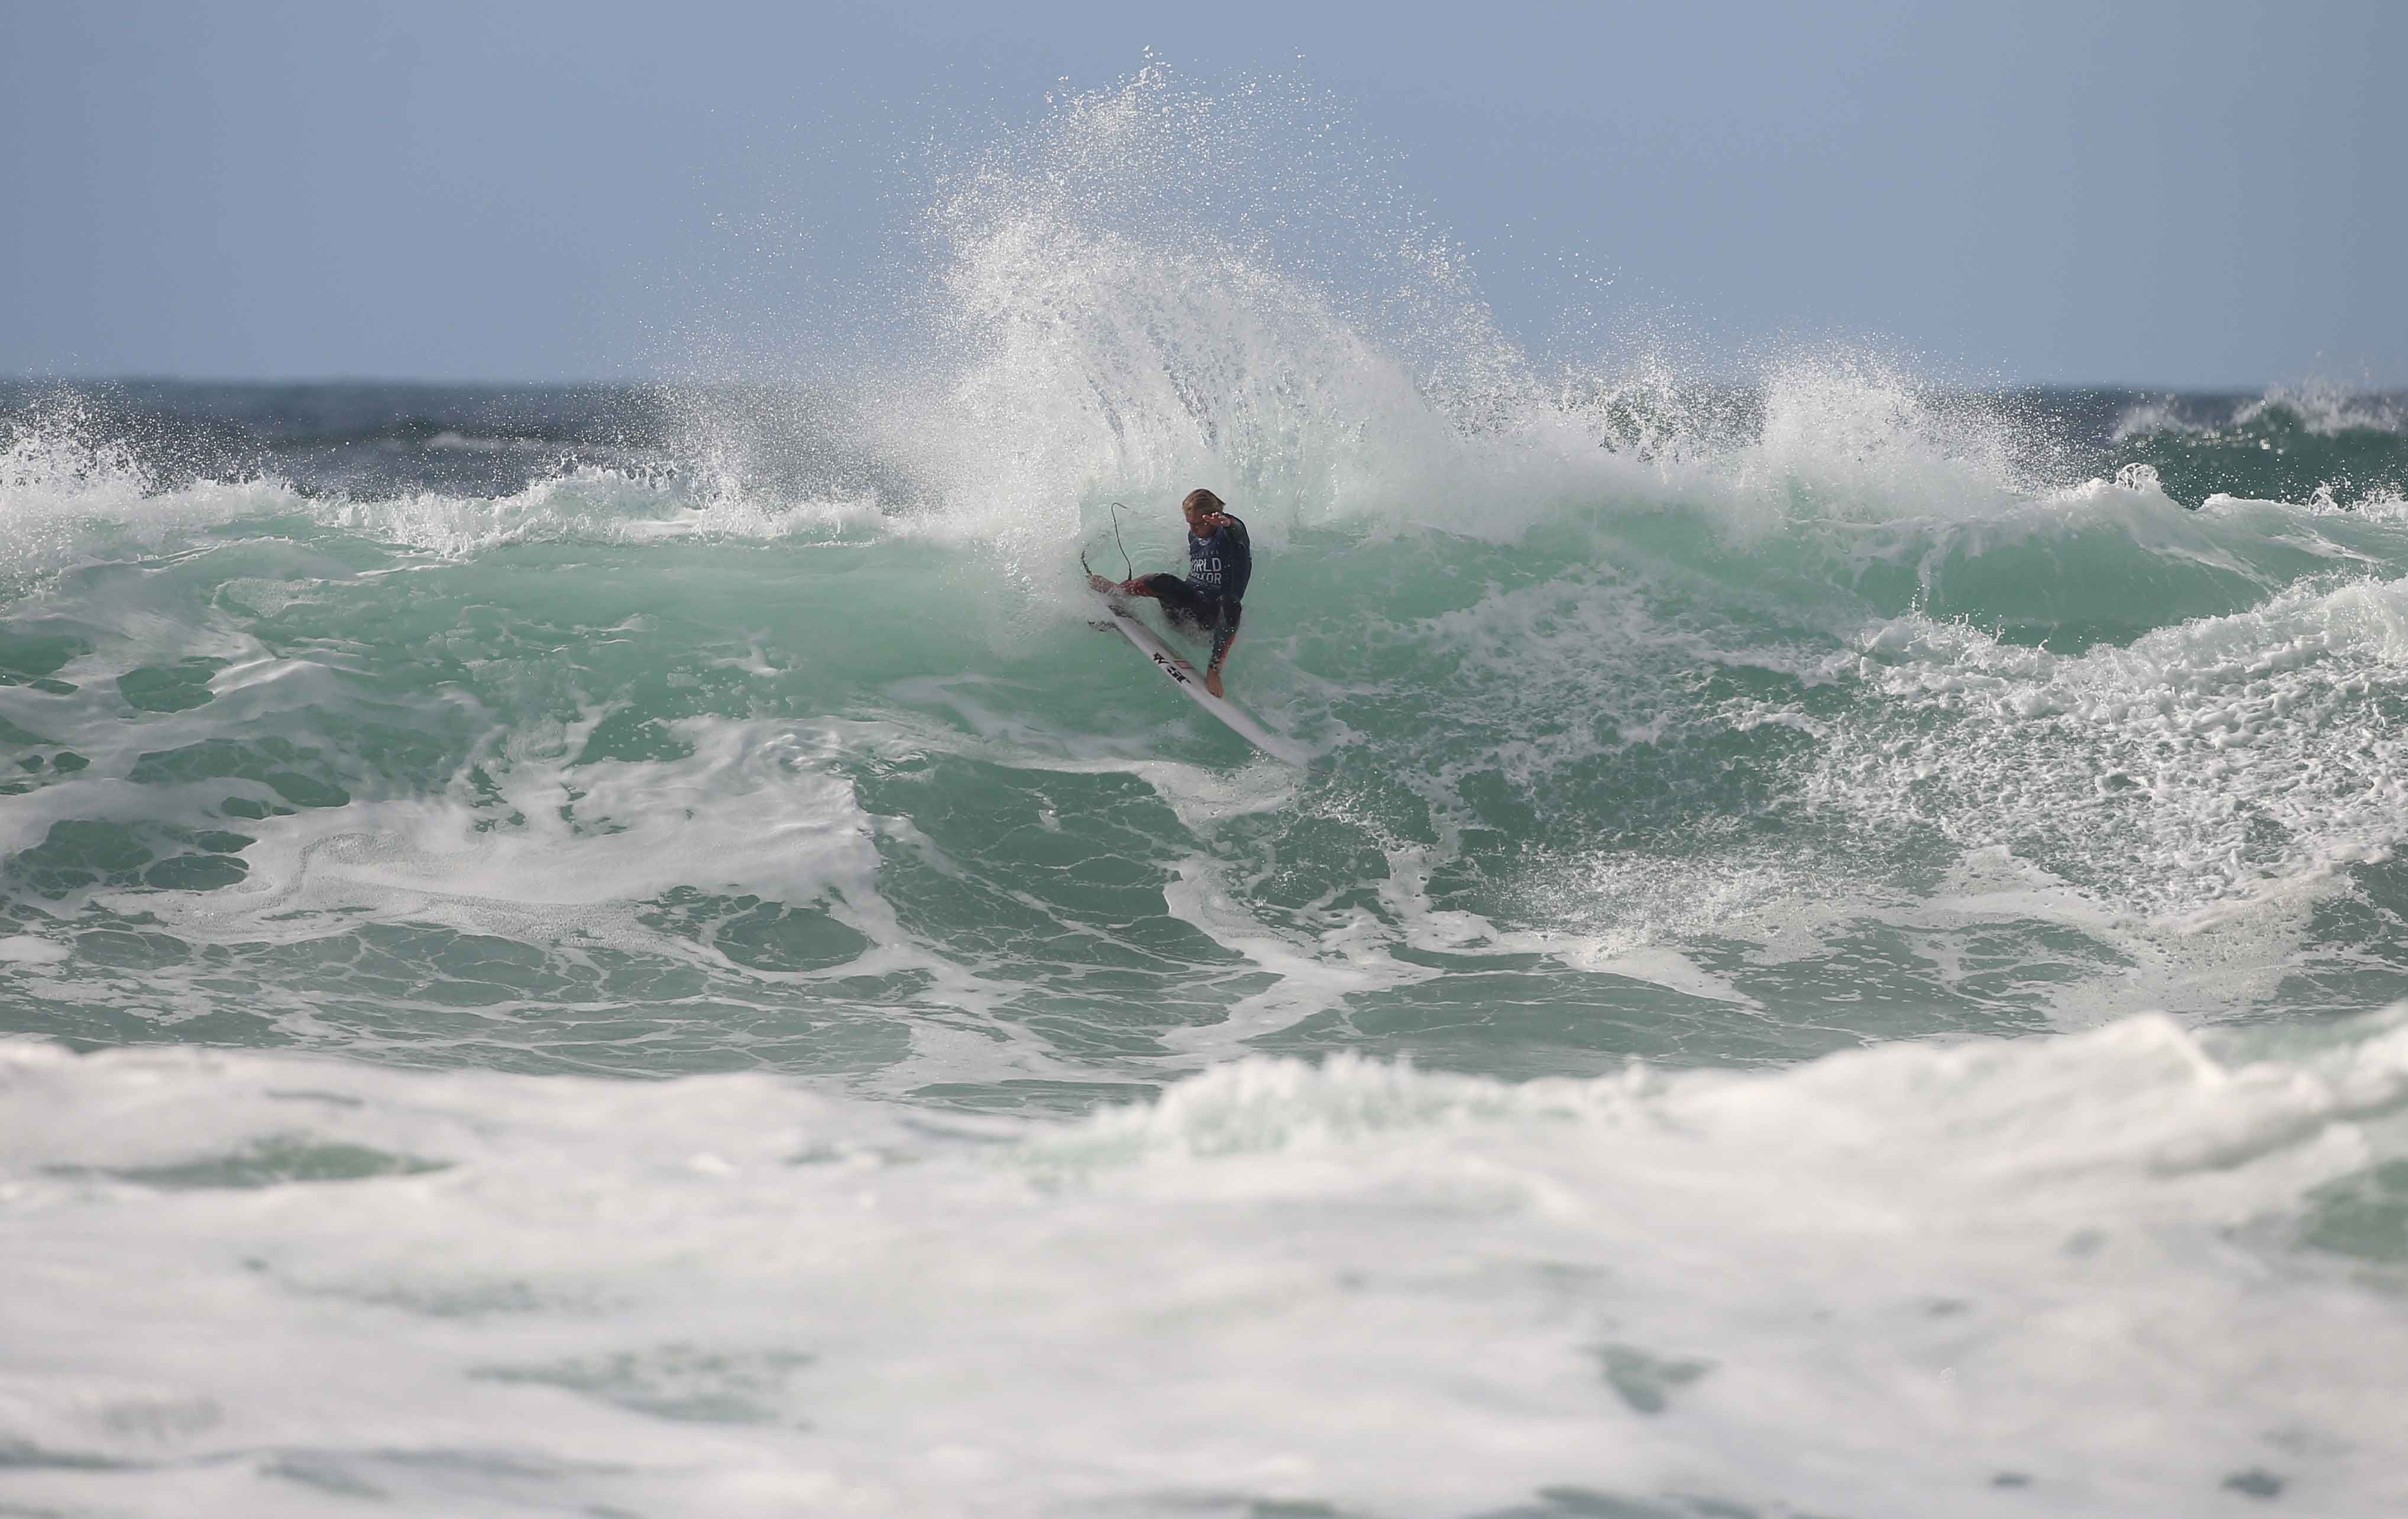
[{"x1": 1090, "y1": 488, "x2": 1251, "y2": 697}]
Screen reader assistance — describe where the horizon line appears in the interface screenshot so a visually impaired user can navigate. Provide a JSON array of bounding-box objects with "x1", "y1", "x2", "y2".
[{"x1": 12, "y1": 372, "x2": 2401, "y2": 397}]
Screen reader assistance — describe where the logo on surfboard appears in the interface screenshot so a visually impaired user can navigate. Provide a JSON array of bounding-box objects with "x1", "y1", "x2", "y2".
[{"x1": 1150, "y1": 651, "x2": 1192, "y2": 686}]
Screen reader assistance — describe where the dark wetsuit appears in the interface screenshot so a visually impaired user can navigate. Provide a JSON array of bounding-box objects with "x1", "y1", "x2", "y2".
[{"x1": 1141, "y1": 515, "x2": 1251, "y2": 666}]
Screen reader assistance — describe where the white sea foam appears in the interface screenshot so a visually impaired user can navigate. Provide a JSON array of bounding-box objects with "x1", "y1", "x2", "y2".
[
  {"x1": 1817, "y1": 568, "x2": 2408, "y2": 920},
  {"x1": 4, "y1": 1013, "x2": 2405, "y2": 1515},
  {"x1": 318, "y1": 465, "x2": 891, "y2": 556},
  {"x1": 115, "y1": 718, "x2": 889, "y2": 949},
  {"x1": 1, "y1": 405, "x2": 308, "y2": 584},
  {"x1": 2115, "y1": 383, "x2": 2408, "y2": 442}
]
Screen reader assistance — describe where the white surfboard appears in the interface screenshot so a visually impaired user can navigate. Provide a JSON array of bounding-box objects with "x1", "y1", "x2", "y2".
[{"x1": 1091, "y1": 592, "x2": 1310, "y2": 766}]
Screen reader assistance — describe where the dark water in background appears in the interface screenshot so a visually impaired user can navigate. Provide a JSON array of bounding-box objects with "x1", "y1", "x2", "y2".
[
  {"x1": 17, "y1": 375, "x2": 2406, "y2": 510},
  {"x1": 8, "y1": 75, "x2": 2408, "y2": 1519}
]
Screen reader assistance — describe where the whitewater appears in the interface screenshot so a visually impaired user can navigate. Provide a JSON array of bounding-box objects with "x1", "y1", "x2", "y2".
[{"x1": 7, "y1": 74, "x2": 2408, "y2": 1517}]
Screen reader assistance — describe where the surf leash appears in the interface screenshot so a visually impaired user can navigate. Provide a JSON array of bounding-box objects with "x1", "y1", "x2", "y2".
[
  {"x1": 1080, "y1": 502, "x2": 1138, "y2": 585},
  {"x1": 1108, "y1": 502, "x2": 1135, "y2": 581}
]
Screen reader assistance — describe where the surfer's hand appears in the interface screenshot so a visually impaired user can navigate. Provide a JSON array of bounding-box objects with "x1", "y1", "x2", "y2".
[{"x1": 1087, "y1": 573, "x2": 1115, "y2": 593}]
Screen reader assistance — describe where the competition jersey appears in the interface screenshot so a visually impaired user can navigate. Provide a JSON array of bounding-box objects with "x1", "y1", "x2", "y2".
[{"x1": 1186, "y1": 515, "x2": 1251, "y2": 604}]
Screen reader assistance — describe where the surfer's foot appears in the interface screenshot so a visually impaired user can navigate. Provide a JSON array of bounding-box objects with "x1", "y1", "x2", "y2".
[{"x1": 1205, "y1": 670, "x2": 1224, "y2": 699}]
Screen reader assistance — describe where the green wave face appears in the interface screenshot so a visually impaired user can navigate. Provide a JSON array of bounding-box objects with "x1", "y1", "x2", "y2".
[{"x1": 7, "y1": 367, "x2": 2408, "y2": 1102}]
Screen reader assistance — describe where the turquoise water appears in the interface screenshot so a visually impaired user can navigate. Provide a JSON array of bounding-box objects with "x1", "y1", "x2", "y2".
[
  {"x1": 7, "y1": 74, "x2": 2408, "y2": 1519},
  {"x1": 9, "y1": 382, "x2": 2408, "y2": 1094}
]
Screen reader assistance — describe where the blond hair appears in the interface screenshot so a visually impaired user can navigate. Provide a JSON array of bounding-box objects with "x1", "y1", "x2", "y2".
[{"x1": 1182, "y1": 488, "x2": 1224, "y2": 513}]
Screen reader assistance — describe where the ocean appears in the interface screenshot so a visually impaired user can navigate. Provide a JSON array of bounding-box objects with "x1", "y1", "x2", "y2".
[{"x1": 8, "y1": 80, "x2": 2408, "y2": 1519}]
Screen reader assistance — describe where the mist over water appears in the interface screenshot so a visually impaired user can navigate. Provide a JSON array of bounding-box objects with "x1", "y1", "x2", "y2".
[{"x1": 8, "y1": 71, "x2": 2408, "y2": 1519}]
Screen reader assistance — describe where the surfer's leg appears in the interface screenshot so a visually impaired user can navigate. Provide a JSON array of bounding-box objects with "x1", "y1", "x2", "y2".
[
  {"x1": 1143, "y1": 574, "x2": 1212, "y2": 634},
  {"x1": 1209, "y1": 600, "x2": 1242, "y2": 665},
  {"x1": 1206, "y1": 600, "x2": 1241, "y2": 697}
]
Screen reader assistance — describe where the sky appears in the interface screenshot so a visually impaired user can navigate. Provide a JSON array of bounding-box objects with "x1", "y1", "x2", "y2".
[{"x1": 4, "y1": 0, "x2": 2401, "y2": 388}]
